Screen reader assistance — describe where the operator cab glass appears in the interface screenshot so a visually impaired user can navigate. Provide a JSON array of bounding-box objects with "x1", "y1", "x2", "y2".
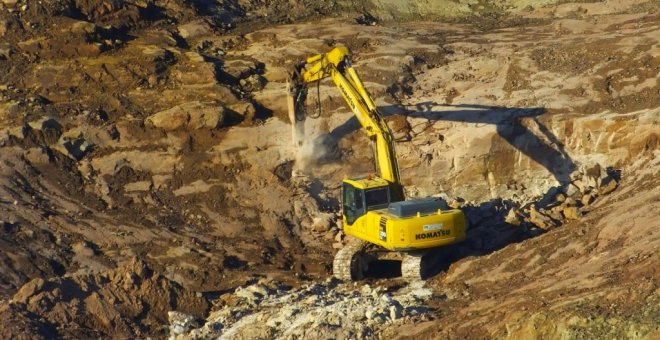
[
  {"x1": 342, "y1": 183, "x2": 390, "y2": 225},
  {"x1": 365, "y1": 187, "x2": 389, "y2": 209}
]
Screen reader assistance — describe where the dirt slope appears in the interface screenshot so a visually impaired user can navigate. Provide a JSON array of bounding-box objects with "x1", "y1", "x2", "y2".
[{"x1": 386, "y1": 156, "x2": 659, "y2": 339}]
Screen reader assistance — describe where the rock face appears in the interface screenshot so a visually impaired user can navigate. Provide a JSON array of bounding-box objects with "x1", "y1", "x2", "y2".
[
  {"x1": 146, "y1": 101, "x2": 226, "y2": 131},
  {"x1": 338, "y1": 0, "x2": 473, "y2": 20},
  {"x1": 0, "y1": 258, "x2": 208, "y2": 338}
]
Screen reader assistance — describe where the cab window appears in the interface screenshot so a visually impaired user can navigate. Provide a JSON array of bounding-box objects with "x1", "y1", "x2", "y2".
[
  {"x1": 342, "y1": 183, "x2": 365, "y2": 225},
  {"x1": 365, "y1": 187, "x2": 389, "y2": 209}
]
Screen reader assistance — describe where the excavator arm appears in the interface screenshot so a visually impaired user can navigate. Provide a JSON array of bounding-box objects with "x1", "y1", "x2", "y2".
[{"x1": 287, "y1": 46, "x2": 404, "y2": 201}]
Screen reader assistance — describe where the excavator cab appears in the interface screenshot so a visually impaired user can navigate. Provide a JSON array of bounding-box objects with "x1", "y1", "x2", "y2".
[{"x1": 342, "y1": 176, "x2": 392, "y2": 225}]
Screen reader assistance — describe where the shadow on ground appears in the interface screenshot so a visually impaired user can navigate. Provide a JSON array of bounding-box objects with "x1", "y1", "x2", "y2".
[{"x1": 329, "y1": 102, "x2": 575, "y2": 186}]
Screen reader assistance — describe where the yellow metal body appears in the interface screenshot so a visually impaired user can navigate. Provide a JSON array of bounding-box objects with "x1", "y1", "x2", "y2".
[
  {"x1": 341, "y1": 177, "x2": 466, "y2": 251},
  {"x1": 289, "y1": 46, "x2": 467, "y2": 251},
  {"x1": 343, "y1": 206, "x2": 467, "y2": 251}
]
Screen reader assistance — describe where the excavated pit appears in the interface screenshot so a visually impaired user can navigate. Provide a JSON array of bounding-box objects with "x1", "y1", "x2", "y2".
[{"x1": 0, "y1": 0, "x2": 658, "y2": 339}]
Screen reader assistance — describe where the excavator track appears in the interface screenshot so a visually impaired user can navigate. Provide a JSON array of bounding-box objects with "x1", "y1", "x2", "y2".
[
  {"x1": 401, "y1": 251, "x2": 427, "y2": 281},
  {"x1": 333, "y1": 237, "x2": 368, "y2": 281},
  {"x1": 401, "y1": 248, "x2": 448, "y2": 281}
]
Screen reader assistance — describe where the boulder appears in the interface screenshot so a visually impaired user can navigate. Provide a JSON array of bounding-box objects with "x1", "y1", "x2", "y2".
[
  {"x1": 581, "y1": 194, "x2": 594, "y2": 207},
  {"x1": 562, "y1": 206, "x2": 581, "y2": 220},
  {"x1": 409, "y1": 118, "x2": 430, "y2": 136},
  {"x1": 599, "y1": 177, "x2": 618, "y2": 195},
  {"x1": 228, "y1": 102, "x2": 256, "y2": 123},
  {"x1": 360, "y1": 284, "x2": 373, "y2": 295},
  {"x1": 178, "y1": 21, "x2": 211, "y2": 40},
  {"x1": 1, "y1": 0, "x2": 17, "y2": 9},
  {"x1": 11, "y1": 277, "x2": 44, "y2": 304},
  {"x1": 28, "y1": 117, "x2": 62, "y2": 142},
  {"x1": 246, "y1": 284, "x2": 270, "y2": 297},
  {"x1": 72, "y1": 241, "x2": 96, "y2": 257},
  {"x1": 372, "y1": 314, "x2": 387, "y2": 324},
  {"x1": 562, "y1": 197, "x2": 578, "y2": 207},
  {"x1": 223, "y1": 59, "x2": 258, "y2": 80},
  {"x1": 24, "y1": 147, "x2": 52, "y2": 164},
  {"x1": 547, "y1": 209, "x2": 563, "y2": 222},
  {"x1": 528, "y1": 207, "x2": 557, "y2": 230},
  {"x1": 381, "y1": 293, "x2": 394, "y2": 304},
  {"x1": 392, "y1": 128, "x2": 411, "y2": 141},
  {"x1": 239, "y1": 74, "x2": 266, "y2": 92},
  {"x1": 448, "y1": 198, "x2": 465, "y2": 209},
  {"x1": 323, "y1": 230, "x2": 336, "y2": 241},
  {"x1": 0, "y1": 44, "x2": 9, "y2": 60},
  {"x1": 311, "y1": 213, "x2": 334, "y2": 233},
  {"x1": 146, "y1": 101, "x2": 225, "y2": 131},
  {"x1": 573, "y1": 179, "x2": 589, "y2": 194},
  {"x1": 586, "y1": 175, "x2": 598, "y2": 189},
  {"x1": 504, "y1": 208, "x2": 521, "y2": 226},
  {"x1": 184, "y1": 51, "x2": 205, "y2": 63},
  {"x1": 555, "y1": 192, "x2": 566, "y2": 202},
  {"x1": 171, "y1": 53, "x2": 218, "y2": 85},
  {"x1": 63, "y1": 136, "x2": 93, "y2": 160},
  {"x1": 389, "y1": 304, "x2": 402, "y2": 320},
  {"x1": 234, "y1": 286, "x2": 262, "y2": 304},
  {"x1": 69, "y1": 20, "x2": 97, "y2": 35},
  {"x1": 168, "y1": 311, "x2": 198, "y2": 336}
]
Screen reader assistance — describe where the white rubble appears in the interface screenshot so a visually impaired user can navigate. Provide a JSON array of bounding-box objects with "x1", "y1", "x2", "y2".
[
  {"x1": 176, "y1": 279, "x2": 434, "y2": 339},
  {"x1": 168, "y1": 311, "x2": 198, "y2": 339}
]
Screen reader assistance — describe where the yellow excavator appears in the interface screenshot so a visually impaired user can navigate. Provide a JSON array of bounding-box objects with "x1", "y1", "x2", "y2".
[{"x1": 286, "y1": 46, "x2": 467, "y2": 280}]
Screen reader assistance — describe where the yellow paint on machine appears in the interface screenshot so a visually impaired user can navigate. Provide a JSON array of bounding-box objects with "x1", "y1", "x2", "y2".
[
  {"x1": 343, "y1": 206, "x2": 467, "y2": 251},
  {"x1": 343, "y1": 177, "x2": 389, "y2": 190}
]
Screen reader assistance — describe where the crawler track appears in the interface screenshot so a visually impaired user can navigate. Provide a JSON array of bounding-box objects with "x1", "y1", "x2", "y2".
[
  {"x1": 401, "y1": 251, "x2": 424, "y2": 281},
  {"x1": 333, "y1": 237, "x2": 367, "y2": 281},
  {"x1": 402, "y1": 248, "x2": 449, "y2": 281}
]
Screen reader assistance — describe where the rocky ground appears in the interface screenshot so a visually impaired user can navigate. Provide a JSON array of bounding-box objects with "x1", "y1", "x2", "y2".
[{"x1": 0, "y1": 0, "x2": 658, "y2": 338}]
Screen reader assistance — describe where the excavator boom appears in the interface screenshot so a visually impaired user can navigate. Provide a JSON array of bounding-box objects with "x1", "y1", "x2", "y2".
[{"x1": 287, "y1": 46, "x2": 404, "y2": 200}]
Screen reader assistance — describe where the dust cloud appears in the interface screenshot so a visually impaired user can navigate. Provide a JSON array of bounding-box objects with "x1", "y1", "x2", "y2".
[{"x1": 294, "y1": 134, "x2": 340, "y2": 174}]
